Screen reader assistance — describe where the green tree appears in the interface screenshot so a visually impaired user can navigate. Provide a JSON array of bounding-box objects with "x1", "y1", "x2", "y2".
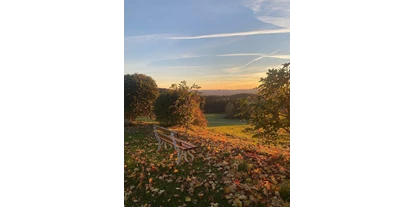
[
  {"x1": 237, "y1": 63, "x2": 290, "y2": 140},
  {"x1": 154, "y1": 92, "x2": 182, "y2": 126},
  {"x1": 171, "y1": 81, "x2": 207, "y2": 133},
  {"x1": 124, "y1": 73, "x2": 159, "y2": 122},
  {"x1": 154, "y1": 81, "x2": 207, "y2": 130}
]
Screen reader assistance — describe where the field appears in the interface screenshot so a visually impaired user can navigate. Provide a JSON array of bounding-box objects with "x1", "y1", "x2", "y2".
[
  {"x1": 205, "y1": 114, "x2": 248, "y2": 127},
  {"x1": 205, "y1": 114, "x2": 256, "y2": 142},
  {"x1": 125, "y1": 114, "x2": 290, "y2": 207}
]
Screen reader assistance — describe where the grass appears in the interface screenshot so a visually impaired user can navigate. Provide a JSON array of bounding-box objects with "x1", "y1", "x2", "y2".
[
  {"x1": 205, "y1": 114, "x2": 290, "y2": 147},
  {"x1": 205, "y1": 114, "x2": 247, "y2": 127},
  {"x1": 205, "y1": 114, "x2": 257, "y2": 143},
  {"x1": 125, "y1": 124, "x2": 290, "y2": 207},
  {"x1": 135, "y1": 116, "x2": 159, "y2": 124}
]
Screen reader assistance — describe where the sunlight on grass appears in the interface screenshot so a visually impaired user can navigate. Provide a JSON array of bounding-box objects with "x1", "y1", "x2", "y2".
[{"x1": 209, "y1": 125, "x2": 254, "y2": 139}]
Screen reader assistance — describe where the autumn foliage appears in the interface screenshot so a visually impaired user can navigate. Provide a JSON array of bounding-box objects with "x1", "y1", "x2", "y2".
[
  {"x1": 124, "y1": 124, "x2": 290, "y2": 207},
  {"x1": 154, "y1": 81, "x2": 207, "y2": 130},
  {"x1": 238, "y1": 63, "x2": 290, "y2": 141}
]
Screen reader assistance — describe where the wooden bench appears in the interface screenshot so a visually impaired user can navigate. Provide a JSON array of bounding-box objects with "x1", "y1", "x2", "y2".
[{"x1": 153, "y1": 125, "x2": 198, "y2": 164}]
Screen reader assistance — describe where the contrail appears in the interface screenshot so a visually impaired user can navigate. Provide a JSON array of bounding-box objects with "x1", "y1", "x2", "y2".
[
  {"x1": 168, "y1": 29, "x2": 289, "y2": 40},
  {"x1": 239, "y1": 50, "x2": 280, "y2": 69}
]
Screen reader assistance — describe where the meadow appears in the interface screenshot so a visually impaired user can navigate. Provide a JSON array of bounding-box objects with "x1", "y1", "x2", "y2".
[{"x1": 125, "y1": 115, "x2": 290, "y2": 207}]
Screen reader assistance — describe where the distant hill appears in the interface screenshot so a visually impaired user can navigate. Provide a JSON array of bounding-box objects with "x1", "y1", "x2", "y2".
[
  {"x1": 158, "y1": 88, "x2": 258, "y2": 96},
  {"x1": 199, "y1": 89, "x2": 258, "y2": 96}
]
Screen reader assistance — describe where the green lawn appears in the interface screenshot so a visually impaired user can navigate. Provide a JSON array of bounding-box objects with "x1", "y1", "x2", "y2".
[
  {"x1": 205, "y1": 114, "x2": 289, "y2": 147},
  {"x1": 205, "y1": 114, "x2": 247, "y2": 127}
]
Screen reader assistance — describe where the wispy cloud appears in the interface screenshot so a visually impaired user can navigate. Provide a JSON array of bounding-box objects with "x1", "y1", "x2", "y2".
[
  {"x1": 263, "y1": 54, "x2": 290, "y2": 59},
  {"x1": 125, "y1": 28, "x2": 289, "y2": 42},
  {"x1": 243, "y1": 0, "x2": 290, "y2": 14},
  {"x1": 256, "y1": 16, "x2": 290, "y2": 28},
  {"x1": 243, "y1": 64, "x2": 287, "y2": 72},
  {"x1": 243, "y1": 0, "x2": 290, "y2": 28},
  {"x1": 125, "y1": 34, "x2": 172, "y2": 41},
  {"x1": 239, "y1": 50, "x2": 280, "y2": 68},
  {"x1": 219, "y1": 53, "x2": 289, "y2": 59},
  {"x1": 168, "y1": 54, "x2": 210, "y2": 60},
  {"x1": 149, "y1": 53, "x2": 289, "y2": 63},
  {"x1": 167, "y1": 29, "x2": 289, "y2": 40},
  {"x1": 239, "y1": 56, "x2": 267, "y2": 68},
  {"x1": 217, "y1": 53, "x2": 264, "y2": 57},
  {"x1": 242, "y1": 0, "x2": 264, "y2": 13},
  {"x1": 155, "y1": 65, "x2": 207, "y2": 69},
  {"x1": 224, "y1": 50, "x2": 284, "y2": 73}
]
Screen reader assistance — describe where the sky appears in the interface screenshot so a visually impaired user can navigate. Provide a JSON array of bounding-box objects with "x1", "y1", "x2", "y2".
[{"x1": 125, "y1": 0, "x2": 290, "y2": 90}]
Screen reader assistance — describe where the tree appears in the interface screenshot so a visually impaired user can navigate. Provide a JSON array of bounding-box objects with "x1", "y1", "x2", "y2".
[
  {"x1": 154, "y1": 92, "x2": 182, "y2": 126},
  {"x1": 154, "y1": 81, "x2": 207, "y2": 130},
  {"x1": 237, "y1": 63, "x2": 290, "y2": 140},
  {"x1": 124, "y1": 73, "x2": 159, "y2": 122},
  {"x1": 171, "y1": 81, "x2": 207, "y2": 132}
]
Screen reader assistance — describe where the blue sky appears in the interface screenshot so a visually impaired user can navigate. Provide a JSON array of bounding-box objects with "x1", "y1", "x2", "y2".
[{"x1": 125, "y1": 0, "x2": 290, "y2": 89}]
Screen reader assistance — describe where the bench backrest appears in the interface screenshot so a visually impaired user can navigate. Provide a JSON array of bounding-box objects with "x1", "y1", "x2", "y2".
[
  {"x1": 153, "y1": 125, "x2": 179, "y2": 141},
  {"x1": 153, "y1": 125, "x2": 197, "y2": 151},
  {"x1": 154, "y1": 125, "x2": 178, "y2": 136}
]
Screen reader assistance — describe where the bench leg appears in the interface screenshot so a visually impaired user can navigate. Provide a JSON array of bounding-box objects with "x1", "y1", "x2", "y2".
[
  {"x1": 183, "y1": 151, "x2": 189, "y2": 162},
  {"x1": 176, "y1": 150, "x2": 195, "y2": 164},
  {"x1": 157, "y1": 140, "x2": 163, "y2": 152},
  {"x1": 187, "y1": 150, "x2": 195, "y2": 162},
  {"x1": 164, "y1": 142, "x2": 172, "y2": 150},
  {"x1": 176, "y1": 149, "x2": 182, "y2": 164}
]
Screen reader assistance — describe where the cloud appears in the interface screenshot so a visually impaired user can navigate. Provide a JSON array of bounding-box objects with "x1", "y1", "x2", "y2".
[
  {"x1": 149, "y1": 53, "x2": 289, "y2": 64},
  {"x1": 256, "y1": 16, "x2": 290, "y2": 28},
  {"x1": 155, "y1": 65, "x2": 207, "y2": 69},
  {"x1": 243, "y1": 0, "x2": 265, "y2": 13},
  {"x1": 263, "y1": 54, "x2": 290, "y2": 59},
  {"x1": 238, "y1": 50, "x2": 280, "y2": 68},
  {"x1": 219, "y1": 53, "x2": 289, "y2": 59},
  {"x1": 243, "y1": 63, "x2": 287, "y2": 72},
  {"x1": 239, "y1": 56, "x2": 266, "y2": 68},
  {"x1": 223, "y1": 50, "x2": 284, "y2": 73},
  {"x1": 217, "y1": 53, "x2": 264, "y2": 57},
  {"x1": 167, "y1": 28, "x2": 289, "y2": 40},
  {"x1": 124, "y1": 28, "x2": 289, "y2": 42},
  {"x1": 243, "y1": 0, "x2": 290, "y2": 13},
  {"x1": 125, "y1": 34, "x2": 171, "y2": 41},
  {"x1": 243, "y1": 0, "x2": 290, "y2": 28}
]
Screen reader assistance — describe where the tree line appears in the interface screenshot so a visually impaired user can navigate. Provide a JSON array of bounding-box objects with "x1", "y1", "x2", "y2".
[{"x1": 124, "y1": 62, "x2": 290, "y2": 141}]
